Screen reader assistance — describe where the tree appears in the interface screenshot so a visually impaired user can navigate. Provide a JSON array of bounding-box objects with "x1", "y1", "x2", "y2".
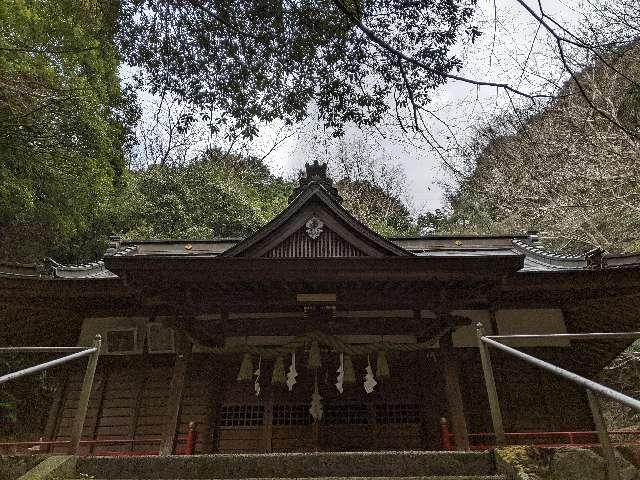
[
  {"x1": 115, "y1": 150, "x2": 293, "y2": 239},
  {"x1": 329, "y1": 139, "x2": 420, "y2": 236},
  {"x1": 117, "y1": 0, "x2": 479, "y2": 139},
  {"x1": 442, "y1": 41, "x2": 640, "y2": 254},
  {"x1": 0, "y1": 0, "x2": 132, "y2": 263},
  {"x1": 116, "y1": 144, "x2": 420, "y2": 241}
]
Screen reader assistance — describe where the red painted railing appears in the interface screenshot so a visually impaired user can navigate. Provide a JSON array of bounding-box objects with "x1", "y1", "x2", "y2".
[
  {"x1": 439, "y1": 417, "x2": 640, "y2": 450},
  {"x1": 0, "y1": 422, "x2": 198, "y2": 456}
]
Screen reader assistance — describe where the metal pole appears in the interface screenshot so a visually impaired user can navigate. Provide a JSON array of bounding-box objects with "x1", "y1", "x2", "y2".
[
  {"x1": 477, "y1": 323, "x2": 506, "y2": 446},
  {"x1": 0, "y1": 348, "x2": 96, "y2": 384},
  {"x1": 69, "y1": 335, "x2": 101, "y2": 455},
  {"x1": 482, "y1": 336, "x2": 640, "y2": 412},
  {"x1": 486, "y1": 332, "x2": 640, "y2": 341},
  {"x1": 0, "y1": 346, "x2": 88, "y2": 353},
  {"x1": 587, "y1": 390, "x2": 620, "y2": 480}
]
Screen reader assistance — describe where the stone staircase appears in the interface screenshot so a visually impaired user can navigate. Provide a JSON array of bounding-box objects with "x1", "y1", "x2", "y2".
[{"x1": 65, "y1": 451, "x2": 508, "y2": 480}]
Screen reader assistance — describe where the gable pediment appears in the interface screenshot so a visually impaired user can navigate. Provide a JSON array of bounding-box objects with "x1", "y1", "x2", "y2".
[
  {"x1": 222, "y1": 183, "x2": 410, "y2": 258},
  {"x1": 260, "y1": 205, "x2": 371, "y2": 258}
]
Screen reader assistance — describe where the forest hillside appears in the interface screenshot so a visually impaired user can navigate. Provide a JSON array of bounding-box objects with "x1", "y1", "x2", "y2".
[{"x1": 442, "y1": 42, "x2": 640, "y2": 255}]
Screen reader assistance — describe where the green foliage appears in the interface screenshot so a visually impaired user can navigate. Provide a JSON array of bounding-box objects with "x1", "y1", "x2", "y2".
[
  {"x1": 601, "y1": 340, "x2": 640, "y2": 429},
  {"x1": 115, "y1": 150, "x2": 293, "y2": 239},
  {"x1": 338, "y1": 178, "x2": 419, "y2": 237},
  {"x1": 114, "y1": 151, "x2": 419, "y2": 241},
  {"x1": 0, "y1": 0, "x2": 131, "y2": 263},
  {"x1": 118, "y1": 0, "x2": 478, "y2": 138},
  {"x1": 0, "y1": 355, "x2": 56, "y2": 439}
]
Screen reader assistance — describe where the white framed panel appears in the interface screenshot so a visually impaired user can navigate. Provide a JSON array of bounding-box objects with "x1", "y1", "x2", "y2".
[{"x1": 495, "y1": 309, "x2": 569, "y2": 347}]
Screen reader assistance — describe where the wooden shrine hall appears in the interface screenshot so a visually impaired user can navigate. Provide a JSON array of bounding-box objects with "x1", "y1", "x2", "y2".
[{"x1": 2, "y1": 161, "x2": 640, "y2": 455}]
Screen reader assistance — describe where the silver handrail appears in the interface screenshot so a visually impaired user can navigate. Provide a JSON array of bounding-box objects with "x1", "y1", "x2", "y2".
[
  {"x1": 477, "y1": 323, "x2": 640, "y2": 480},
  {"x1": 0, "y1": 335, "x2": 101, "y2": 455},
  {"x1": 486, "y1": 332, "x2": 640, "y2": 341},
  {"x1": 482, "y1": 335, "x2": 640, "y2": 411},
  {"x1": 0, "y1": 348, "x2": 96, "y2": 384},
  {"x1": 0, "y1": 346, "x2": 89, "y2": 353}
]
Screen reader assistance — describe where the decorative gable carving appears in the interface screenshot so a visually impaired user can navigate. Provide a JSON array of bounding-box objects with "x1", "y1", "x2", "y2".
[
  {"x1": 221, "y1": 162, "x2": 411, "y2": 258},
  {"x1": 305, "y1": 217, "x2": 324, "y2": 240},
  {"x1": 263, "y1": 225, "x2": 366, "y2": 258}
]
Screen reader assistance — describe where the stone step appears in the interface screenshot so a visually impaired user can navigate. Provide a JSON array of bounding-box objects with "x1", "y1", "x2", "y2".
[
  {"x1": 75, "y1": 452, "x2": 498, "y2": 479},
  {"x1": 69, "y1": 477, "x2": 508, "y2": 480}
]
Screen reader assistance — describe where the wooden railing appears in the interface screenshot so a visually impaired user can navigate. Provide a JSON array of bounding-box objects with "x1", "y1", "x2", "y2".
[
  {"x1": 439, "y1": 417, "x2": 640, "y2": 450},
  {"x1": 0, "y1": 421, "x2": 198, "y2": 456}
]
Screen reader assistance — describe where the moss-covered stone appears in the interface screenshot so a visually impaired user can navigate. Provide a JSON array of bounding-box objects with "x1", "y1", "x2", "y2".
[
  {"x1": 75, "y1": 451, "x2": 496, "y2": 479},
  {"x1": 0, "y1": 455, "x2": 47, "y2": 480},
  {"x1": 494, "y1": 446, "x2": 550, "y2": 480},
  {"x1": 548, "y1": 448, "x2": 606, "y2": 480},
  {"x1": 16, "y1": 455, "x2": 76, "y2": 480}
]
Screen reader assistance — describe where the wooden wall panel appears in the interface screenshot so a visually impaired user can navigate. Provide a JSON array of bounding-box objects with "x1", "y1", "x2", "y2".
[
  {"x1": 53, "y1": 358, "x2": 174, "y2": 455},
  {"x1": 457, "y1": 348, "x2": 593, "y2": 447},
  {"x1": 271, "y1": 426, "x2": 316, "y2": 452},
  {"x1": 263, "y1": 226, "x2": 366, "y2": 258},
  {"x1": 175, "y1": 356, "x2": 224, "y2": 454}
]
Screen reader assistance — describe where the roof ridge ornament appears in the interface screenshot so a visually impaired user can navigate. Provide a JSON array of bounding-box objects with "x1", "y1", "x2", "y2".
[{"x1": 289, "y1": 160, "x2": 343, "y2": 203}]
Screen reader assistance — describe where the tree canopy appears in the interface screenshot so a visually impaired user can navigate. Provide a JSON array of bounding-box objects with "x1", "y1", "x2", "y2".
[
  {"x1": 118, "y1": 0, "x2": 478, "y2": 138},
  {"x1": 0, "y1": 0, "x2": 131, "y2": 263},
  {"x1": 113, "y1": 149, "x2": 419, "y2": 242},
  {"x1": 115, "y1": 151, "x2": 294, "y2": 240}
]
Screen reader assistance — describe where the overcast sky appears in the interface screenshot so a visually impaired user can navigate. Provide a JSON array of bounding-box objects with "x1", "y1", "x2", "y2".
[{"x1": 246, "y1": 0, "x2": 584, "y2": 212}]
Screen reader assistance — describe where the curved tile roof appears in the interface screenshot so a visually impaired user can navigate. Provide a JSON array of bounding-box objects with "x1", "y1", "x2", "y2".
[
  {"x1": 0, "y1": 259, "x2": 117, "y2": 279},
  {"x1": 511, "y1": 239, "x2": 586, "y2": 271}
]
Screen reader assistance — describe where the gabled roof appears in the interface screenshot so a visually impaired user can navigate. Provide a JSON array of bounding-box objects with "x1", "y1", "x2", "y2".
[
  {"x1": 4, "y1": 163, "x2": 640, "y2": 277},
  {"x1": 221, "y1": 181, "x2": 410, "y2": 258}
]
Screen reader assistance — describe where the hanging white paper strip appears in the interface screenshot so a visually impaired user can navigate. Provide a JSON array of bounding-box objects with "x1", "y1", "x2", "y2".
[
  {"x1": 254, "y1": 356, "x2": 262, "y2": 397},
  {"x1": 286, "y1": 351, "x2": 298, "y2": 391},
  {"x1": 309, "y1": 376, "x2": 323, "y2": 421},
  {"x1": 363, "y1": 356, "x2": 377, "y2": 394},
  {"x1": 335, "y1": 352, "x2": 344, "y2": 394}
]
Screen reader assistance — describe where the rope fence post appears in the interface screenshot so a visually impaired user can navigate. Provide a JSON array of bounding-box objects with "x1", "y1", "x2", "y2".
[
  {"x1": 439, "y1": 417, "x2": 452, "y2": 450},
  {"x1": 69, "y1": 334, "x2": 101, "y2": 455},
  {"x1": 186, "y1": 421, "x2": 197, "y2": 455}
]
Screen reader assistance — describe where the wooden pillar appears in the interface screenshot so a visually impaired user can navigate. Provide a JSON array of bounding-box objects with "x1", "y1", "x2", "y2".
[
  {"x1": 42, "y1": 373, "x2": 68, "y2": 453},
  {"x1": 440, "y1": 330, "x2": 470, "y2": 451},
  {"x1": 313, "y1": 420, "x2": 320, "y2": 452},
  {"x1": 128, "y1": 369, "x2": 147, "y2": 453},
  {"x1": 160, "y1": 333, "x2": 191, "y2": 456}
]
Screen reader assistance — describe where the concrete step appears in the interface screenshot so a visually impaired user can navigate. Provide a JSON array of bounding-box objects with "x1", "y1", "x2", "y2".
[{"x1": 75, "y1": 452, "x2": 498, "y2": 479}]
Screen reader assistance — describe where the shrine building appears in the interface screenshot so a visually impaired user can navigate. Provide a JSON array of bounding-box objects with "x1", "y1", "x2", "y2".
[{"x1": 2, "y1": 161, "x2": 640, "y2": 455}]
